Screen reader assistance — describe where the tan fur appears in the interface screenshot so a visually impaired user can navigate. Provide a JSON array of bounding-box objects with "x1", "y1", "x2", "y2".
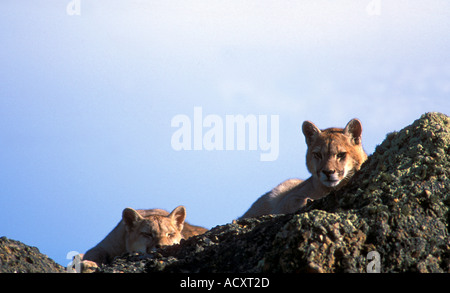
[
  {"x1": 241, "y1": 119, "x2": 367, "y2": 218},
  {"x1": 82, "y1": 206, "x2": 207, "y2": 265}
]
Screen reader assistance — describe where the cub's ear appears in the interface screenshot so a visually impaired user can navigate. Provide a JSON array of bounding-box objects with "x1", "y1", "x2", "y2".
[
  {"x1": 344, "y1": 118, "x2": 363, "y2": 145},
  {"x1": 302, "y1": 121, "x2": 321, "y2": 145},
  {"x1": 122, "y1": 208, "x2": 143, "y2": 229},
  {"x1": 169, "y1": 206, "x2": 186, "y2": 231}
]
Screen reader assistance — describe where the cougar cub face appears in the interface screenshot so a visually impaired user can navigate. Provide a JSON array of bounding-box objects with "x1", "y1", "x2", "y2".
[
  {"x1": 303, "y1": 119, "x2": 367, "y2": 189},
  {"x1": 122, "y1": 206, "x2": 186, "y2": 253}
]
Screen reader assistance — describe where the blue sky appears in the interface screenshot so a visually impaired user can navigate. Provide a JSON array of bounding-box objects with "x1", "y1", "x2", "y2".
[{"x1": 1, "y1": 1, "x2": 449, "y2": 267}]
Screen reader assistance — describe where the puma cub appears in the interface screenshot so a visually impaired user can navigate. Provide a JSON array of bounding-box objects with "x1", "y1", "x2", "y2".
[
  {"x1": 241, "y1": 119, "x2": 367, "y2": 218},
  {"x1": 82, "y1": 206, "x2": 207, "y2": 265}
]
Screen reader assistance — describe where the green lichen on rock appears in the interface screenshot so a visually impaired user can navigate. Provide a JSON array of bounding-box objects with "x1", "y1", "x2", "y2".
[
  {"x1": 99, "y1": 112, "x2": 450, "y2": 273},
  {"x1": 261, "y1": 210, "x2": 371, "y2": 273}
]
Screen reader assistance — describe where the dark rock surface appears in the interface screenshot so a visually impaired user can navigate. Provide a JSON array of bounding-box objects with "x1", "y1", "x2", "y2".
[
  {"x1": 0, "y1": 236, "x2": 65, "y2": 273},
  {"x1": 98, "y1": 112, "x2": 450, "y2": 273}
]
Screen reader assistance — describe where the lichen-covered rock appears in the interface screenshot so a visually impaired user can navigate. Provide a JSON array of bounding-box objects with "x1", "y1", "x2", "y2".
[
  {"x1": 261, "y1": 210, "x2": 371, "y2": 273},
  {"x1": 296, "y1": 111, "x2": 450, "y2": 272},
  {"x1": 0, "y1": 237, "x2": 65, "y2": 273},
  {"x1": 98, "y1": 112, "x2": 450, "y2": 273}
]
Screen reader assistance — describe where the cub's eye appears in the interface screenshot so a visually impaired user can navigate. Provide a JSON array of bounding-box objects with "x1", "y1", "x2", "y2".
[
  {"x1": 337, "y1": 152, "x2": 347, "y2": 159},
  {"x1": 167, "y1": 233, "x2": 175, "y2": 238},
  {"x1": 312, "y1": 152, "x2": 322, "y2": 160}
]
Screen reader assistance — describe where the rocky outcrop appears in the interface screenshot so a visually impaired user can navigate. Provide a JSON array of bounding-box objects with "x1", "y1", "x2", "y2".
[
  {"x1": 0, "y1": 237, "x2": 65, "y2": 273},
  {"x1": 98, "y1": 112, "x2": 450, "y2": 273}
]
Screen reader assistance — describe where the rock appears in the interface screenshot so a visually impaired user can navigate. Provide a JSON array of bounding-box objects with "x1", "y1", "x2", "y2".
[
  {"x1": 96, "y1": 112, "x2": 450, "y2": 273},
  {"x1": 0, "y1": 237, "x2": 65, "y2": 273}
]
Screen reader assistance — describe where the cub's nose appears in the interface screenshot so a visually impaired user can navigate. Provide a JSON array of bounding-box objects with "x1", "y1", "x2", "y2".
[{"x1": 322, "y1": 170, "x2": 336, "y2": 178}]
